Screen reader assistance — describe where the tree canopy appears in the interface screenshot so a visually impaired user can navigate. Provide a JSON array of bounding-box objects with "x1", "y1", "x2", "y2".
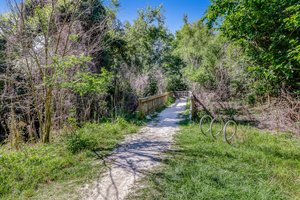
[{"x1": 205, "y1": 0, "x2": 300, "y2": 94}]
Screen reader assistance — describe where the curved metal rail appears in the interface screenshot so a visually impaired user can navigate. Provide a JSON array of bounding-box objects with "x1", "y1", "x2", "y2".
[
  {"x1": 199, "y1": 115, "x2": 238, "y2": 144},
  {"x1": 199, "y1": 115, "x2": 212, "y2": 136}
]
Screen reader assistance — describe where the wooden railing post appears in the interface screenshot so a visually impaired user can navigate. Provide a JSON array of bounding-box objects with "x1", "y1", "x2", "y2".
[{"x1": 190, "y1": 92, "x2": 197, "y2": 120}]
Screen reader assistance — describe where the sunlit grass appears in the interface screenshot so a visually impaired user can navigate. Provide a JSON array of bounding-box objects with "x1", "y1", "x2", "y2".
[
  {"x1": 132, "y1": 123, "x2": 300, "y2": 200},
  {"x1": 0, "y1": 120, "x2": 139, "y2": 200}
]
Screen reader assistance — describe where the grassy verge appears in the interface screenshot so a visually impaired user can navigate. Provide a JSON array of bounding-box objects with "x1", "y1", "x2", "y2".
[
  {"x1": 0, "y1": 118, "x2": 139, "y2": 200},
  {"x1": 132, "y1": 122, "x2": 300, "y2": 200}
]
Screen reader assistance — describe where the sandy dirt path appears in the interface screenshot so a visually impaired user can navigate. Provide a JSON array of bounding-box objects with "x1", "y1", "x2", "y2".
[{"x1": 82, "y1": 98, "x2": 186, "y2": 200}]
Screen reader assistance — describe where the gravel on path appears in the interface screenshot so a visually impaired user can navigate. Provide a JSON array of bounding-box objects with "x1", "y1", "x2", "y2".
[{"x1": 82, "y1": 98, "x2": 187, "y2": 200}]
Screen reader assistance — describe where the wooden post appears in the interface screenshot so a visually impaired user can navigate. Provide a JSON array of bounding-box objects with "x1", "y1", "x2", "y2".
[{"x1": 190, "y1": 92, "x2": 197, "y2": 120}]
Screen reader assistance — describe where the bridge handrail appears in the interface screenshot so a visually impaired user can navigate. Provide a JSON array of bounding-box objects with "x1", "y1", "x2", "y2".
[{"x1": 137, "y1": 91, "x2": 189, "y2": 117}]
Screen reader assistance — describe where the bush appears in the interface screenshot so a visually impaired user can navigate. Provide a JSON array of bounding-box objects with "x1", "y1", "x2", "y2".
[
  {"x1": 66, "y1": 132, "x2": 97, "y2": 153},
  {"x1": 66, "y1": 119, "x2": 138, "y2": 154},
  {"x1": 166, "y1": 96, "x2": 176, "y2": 106},
  {"x1": 247, "y1": 93, "x2": 256, "y2": 106}
]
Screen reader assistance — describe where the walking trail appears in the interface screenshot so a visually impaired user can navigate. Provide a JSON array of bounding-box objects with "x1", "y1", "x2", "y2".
[{"x1": 82, "y1": 98, "x2": 186, "y2": 200}]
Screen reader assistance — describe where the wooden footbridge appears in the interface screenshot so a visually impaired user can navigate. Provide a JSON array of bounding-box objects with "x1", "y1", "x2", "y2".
[{"x1": 136, "y1": 91, "x2": 191, "y2": 117}]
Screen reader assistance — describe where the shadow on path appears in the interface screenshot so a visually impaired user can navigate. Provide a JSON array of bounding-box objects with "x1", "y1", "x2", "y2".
[{"x1": 83, "y1": 98, "x2": 187, "y2": 200}]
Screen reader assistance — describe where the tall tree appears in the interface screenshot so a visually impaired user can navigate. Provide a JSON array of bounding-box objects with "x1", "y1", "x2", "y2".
[
  {"x1": 174, "y1": 20, "x2": 250, "y2": 100},
  {"x1": 205, "y1": 0, "x2": 300, "y2": 95},
  {"x1": 122, "y1": 5, "x2": 173, "y2": 96},
  {"x1": 0, "y1": 0, "x2": 112, "y2": 144}
]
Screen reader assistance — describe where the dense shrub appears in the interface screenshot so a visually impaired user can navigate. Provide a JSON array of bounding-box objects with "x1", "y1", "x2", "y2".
[
  {"x1": 166, "y1": 96, "x2": 176, "y2": 106},
  {"x1": 66, "y1": 133, "x2": 97, "y2": 153},
  {"x1": 66, "y1": 119, "x2": 137, "y2": 154}
]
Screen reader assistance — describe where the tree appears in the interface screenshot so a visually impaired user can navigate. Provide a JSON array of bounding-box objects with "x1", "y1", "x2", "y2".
[
  {"x1": 0, "y1": 0, "x2": 112, "y2": 144},
  {"x1": 122, "y1": 5, "x2": 173, "y2": 96},
  {"x1": 174, "y1": 20, "x2": 250, "y2": 100},
  {"x1": 205, "y1": 0, "x2": 300, "y2": 95}
]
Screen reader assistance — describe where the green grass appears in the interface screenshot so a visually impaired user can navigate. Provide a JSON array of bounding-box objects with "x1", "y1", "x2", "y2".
[
  {"x1": 132, "y1": 123, "x2": 300, "y2": 200},
  {"x1": 0, "y1": 119, "x2": 139, "y2": 200},
  {"x1": 166, "y1": 96, "x2": 176, "y2": 106}
]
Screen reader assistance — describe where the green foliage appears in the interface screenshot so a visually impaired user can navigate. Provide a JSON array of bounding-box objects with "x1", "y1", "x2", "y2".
[
  {"x1": 66, "y1": 119, "x2": 137, "y2": 153},
  {"x1": 166, "y1": 95, "x2": 175, "y2": 106},
  {"x1": 175, "y1": 21, "x2": 250, "y2": 98},
  {"x1": 174, "y1": 22, "x2": 214, "y2": 87},
  {"x1": 166, "y1": 74, "x2": 187, "y2": 91},
  {"x1": 124, "y1": 5, "x2": 170, "y2": 72},
  {"x1": 144, "y1": 75, "x2": 158, "y2": 96},
  {"x1": 48, "y1": 51, "x2": 111, "y2": 97},
  {"x1": 174, "y1": 21, "x2": 211, "y2": 67},
  {"x1": 42, "y1": 54, "x2": 92, "y2": 87},
  {"x1": 205, "y1": 0, "x2": 300, "y2": 93},
  {"x1": 134, "y1": 124, "x2": 300, "y2": 199},
  {"x1": 64, "y1": 69, "x2": 112, "y2": 96},
  {"x1": 66, "y1": 132, "x2": 97, "y2": 154},
  {"x1": 0, "y1": 120, "x2": 138, "y2": 199},
  {"x1": 163, "y1": 56, "x2": 187, "y2": 92},
  {"x1": 122, "y1": 5, "x2": 186, "y2": 95},
  {"x1": 284, "y1": 4, "x2": 300, "y2": 65},
  {"x1": 247, "y1": 93, "x2": 256, "y2": 106}
]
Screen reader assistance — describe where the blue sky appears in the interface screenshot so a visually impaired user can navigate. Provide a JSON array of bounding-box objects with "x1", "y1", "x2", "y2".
[
  {"x1": 116, "y1": 0, "x2": 211, "y2": 33},
  {"x1": 0, "y1": 0, "x2": 8, "y2": 13},
  {"x1": 0, "y1": 0, "x2": 211, "y2": 33}
]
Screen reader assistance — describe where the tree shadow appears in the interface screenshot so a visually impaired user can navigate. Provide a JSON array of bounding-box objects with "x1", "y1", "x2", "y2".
[
  {"x1": 91, "y1": 140, "x2": 174, "y2": 199},
  {"x1": 86, "y1": 98, "x2": 187, "y2": 199}
]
